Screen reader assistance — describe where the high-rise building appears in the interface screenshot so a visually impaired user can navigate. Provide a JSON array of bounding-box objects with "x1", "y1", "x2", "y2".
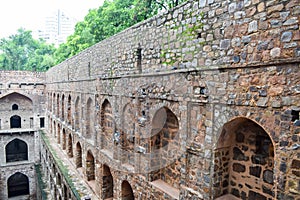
[{"x1": 34, "y1": 9, "x2": 77, "y2": 46}]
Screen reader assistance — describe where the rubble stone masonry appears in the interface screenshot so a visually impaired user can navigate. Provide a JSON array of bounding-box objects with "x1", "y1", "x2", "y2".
[{"x1": 0, "y1": 0, "x2": 299, "y2": 199}]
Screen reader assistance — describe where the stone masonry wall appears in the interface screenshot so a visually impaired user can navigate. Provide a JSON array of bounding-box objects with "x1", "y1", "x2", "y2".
[
  {"x1": 44, "y1": 0, "x2": 299, "y2": 200},
  {"x1": 46, "y1": 0, "x2": 299, "y2": 82},
  {"x1": 0, "y1": 71, "x2": 46, "y2": 199}
]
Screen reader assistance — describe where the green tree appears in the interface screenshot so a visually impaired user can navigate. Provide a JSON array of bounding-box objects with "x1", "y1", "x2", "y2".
[
  {"x1": 54, "y1": 0, "x2": 188, "y2": 64},
  {"x1": 0, "y1": 28, "x2": 56, "y2": 71}
]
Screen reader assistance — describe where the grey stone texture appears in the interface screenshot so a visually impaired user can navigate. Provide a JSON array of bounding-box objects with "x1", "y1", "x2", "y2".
[{"x1": 0, "y1": 0, "x2": 299, "y2": 199}]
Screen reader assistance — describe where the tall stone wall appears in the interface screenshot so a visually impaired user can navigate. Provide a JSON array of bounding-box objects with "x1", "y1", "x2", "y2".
[
  {"x1": 44, "y1": 0, "x2": 299, "y2": 200},
  {"x1": 46, "y1": 0, "x2": 299, "y2": 82}
]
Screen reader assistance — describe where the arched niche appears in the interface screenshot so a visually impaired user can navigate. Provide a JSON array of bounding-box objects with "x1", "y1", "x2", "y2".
[
  {"x1": 121, "y1": 180, "x2": 134, "y2": 200},
  {"x1": 213, "y1": 117, "x2": 274, "y2": 199}
]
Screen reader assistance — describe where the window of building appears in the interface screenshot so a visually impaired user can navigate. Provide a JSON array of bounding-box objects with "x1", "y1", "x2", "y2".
[
  {"x1": 40, "y1": 117, "x2": 45, "y2": 128},
  {"x1": 30, "y1": 117, "x2": 34, "y2": 128},
  {"x1": 10, "y1": 115, "x2": 21, "y2": 128},
  {"x1": 12, "y1": 104, "x2": 19, "y2": 110}
]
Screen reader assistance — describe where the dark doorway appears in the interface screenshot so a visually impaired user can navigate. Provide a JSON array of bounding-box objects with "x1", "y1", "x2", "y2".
[
  {"x1": 6, "y1": 138, "x2": 28, "y2": 162},
  {"x1": 10, "y1": 115, "x2": 21, "y2": 128},
  {"x1": 7, "y1": 172, "x2": 29, "y2": 197}
]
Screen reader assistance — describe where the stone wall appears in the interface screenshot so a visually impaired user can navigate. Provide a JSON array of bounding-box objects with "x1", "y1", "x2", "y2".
[
  {"x1": 46, "y1": 0, "x2": 299, "y2": 82},
  {"x1": 0, "y1": 70, "x2": 46, "y2": 199},
  {"x1": 40, "y1": 0, "x2": 300, "y2": 199}
]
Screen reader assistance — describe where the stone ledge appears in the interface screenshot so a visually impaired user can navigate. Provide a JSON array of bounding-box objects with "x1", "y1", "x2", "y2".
[
  {"x1": 215, "y1": 194, "x2": 240, "y2": 200},
  {"x1": 150, "y1": 179, "x2": 179, "y2": 200}
]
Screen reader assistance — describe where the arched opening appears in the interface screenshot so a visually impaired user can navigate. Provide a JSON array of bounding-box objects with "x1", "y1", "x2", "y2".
[
  {"x1": 62, "y1": 94, "x2": 65, "y2": 120},
  {"x1": 102, "y1": 164, "x2": 113, "y2": 199},
  {"x1": 62, "y1": 129, "x2": 66, "y2": 150},
  {"x1": 57, "y1": 173, "x2": 62, "y2": 186},
  {"x1": 121, "y1": 104, "x2": 135, "y2": 165},
  {"x1": 0, "y1": 93, "x2": 33, "y2": 112},
  {"x1": 86, "y1": 98, "x2": 93, "y2": 138},
  {"x1": 7, "y1": 172, "x2": 29, "y2": 197},
  {"x1": 63, "y1": 184, "x2": 68, "y2": 200},
  {"x1": 53, "y1": 121, "x2": 56, "y2": 137},
  {"x1": 67, "y1": 134, "x2": 73, "y2": 157},
  {"x1": 57, "y1": 94, "x2": 60, "y2": 117},
  {"x1": 213, "y1": 117, "x2": 274, "y2": 199},
  {"x1": 53, "y1": 93, "x2": 56, "y2": 113},
  {"x1": 149, "y1": 107, "x2": 180, "y2": 188},
  {"x1": 121, "y1": 180, "x2": 134, "y2": 200},
  {"x1": 6, "y1": 138, "x2": 28, "y2": 162},
  {"x1": 86, "y1": 150, "x2": 95, "y2": 181},
  {"x1": 75, "y1": 97, "x2": 80, "y2": 131},
  {"x1": 101, "y1": 99, "x2": 114, "y2": 148},
  {"x1": 10, "y1": 115, "x2": 21, "y2": 128},
  {"x1": 57, "y1": 123, "x2": 61, "y2": 144},
  {"x1": 12, "y1": 104, "x2": 18, "y2": 110},
  {"x1": 76, "y1": 142, "x2": 82, "y2": 168},
  {"x1": 67, "y1": 95, "x2": 72, "y2": 125}
]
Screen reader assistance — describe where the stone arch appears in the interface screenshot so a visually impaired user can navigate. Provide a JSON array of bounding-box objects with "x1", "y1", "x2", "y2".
[
  {"x1": 57, "y1": 123, "x2": 61, "y2": 144},
  {"x1": 121, "y1": 103, "x2": 136, "y2": 164},
  {"x1": 57, "y1": 173, "x2": 62, "y2": 186},
  {"x1": 63, "y1": 184, "x2": 68, "y2": 199},
  {"x1": 67, "y1": 133, "x2": 73, "y2": 157},
  {"x1": 53, "y1": 121, "x2": 56, "y2": 137},
  {"x1": 6, "y1": 138, "x2": 28, "y2": 162},
  {"x1": 86, "y1": 97, "x2": 93, "y2": 138},
  {"x1": 57, "y1": 94, "x2": 60, "y2": 117},
  {"x1": 75, "y1": 96, "x2": 80, "y2": 131},
  {"x1": 62, "y1": 94, "x2": 65, "y2": 120},
  {"x1": 121, "y1": 180, "x2": 134, "y2": 200},
  {"x1": 149, "y1": 106, "x2": 181, "y2": 190},
  {"x1": 7, "y1": 172, "x2": 29, "y2": 198},
  {"x1": 53, "y1": 93, "x2": 56, "y2": 114},
  {"x1": 62, "y1": 128, "x2": 66, "y2": 150},
  {"x1": 75, "y1": 142, "x2": 82, "y2": 168},
  {"x1": 86, "y1": 150, "x2": 95, "y2": 181},
  {"x1": 102, "y1": 164, "x2": 114, "y2": 199},
  {"x1": 150, "y1": 106, "x2": 179, "y2": 150},
  {"x1": 67, "y1": 95, "x2": 72, "y2": 125},
  {"x1": 0, "y1": 92, "x2": 33, "y2": 108},
  {"x1": 100, "y1": 99, "x2": 114, "y2": 148},
  {"x1": 10, "y1": 115, "x2": 21, "y2": 128},
  {"x1": 213, "y1": 117, "x2": 275, "y2": 199}
]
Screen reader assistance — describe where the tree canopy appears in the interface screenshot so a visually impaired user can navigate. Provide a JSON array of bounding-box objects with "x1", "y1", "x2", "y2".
[
  {"x1": 0, "y1": 28, "x2": 56, "y2": 71},
  {"x1": 54, "y1": 0, "x2": 188, "y2": 64}
]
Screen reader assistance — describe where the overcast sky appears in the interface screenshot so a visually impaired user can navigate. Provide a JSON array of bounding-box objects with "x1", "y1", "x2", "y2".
[{"x1": 0, "y1": 0, "x2": 104, "y2": 38}]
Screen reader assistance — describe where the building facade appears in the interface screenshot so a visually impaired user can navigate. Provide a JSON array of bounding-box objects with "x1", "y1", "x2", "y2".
[
  {"x1": 0, "y1": 0, "x2": 299, "y2": 199},
  {"x1": 0, "y1": 71, "x2": 46, "y2": 199},
  {"x1": 34, "y1": 9, "x2": 77, "y2": 47}
]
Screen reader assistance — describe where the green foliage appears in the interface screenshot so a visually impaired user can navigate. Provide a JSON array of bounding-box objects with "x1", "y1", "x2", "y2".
[
  {"x1": 54, "y1": 0, "x2": 189, "y2": 64},
  {"x1": 0, "y1": 28, "x2": 56, "y2": 71}
]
